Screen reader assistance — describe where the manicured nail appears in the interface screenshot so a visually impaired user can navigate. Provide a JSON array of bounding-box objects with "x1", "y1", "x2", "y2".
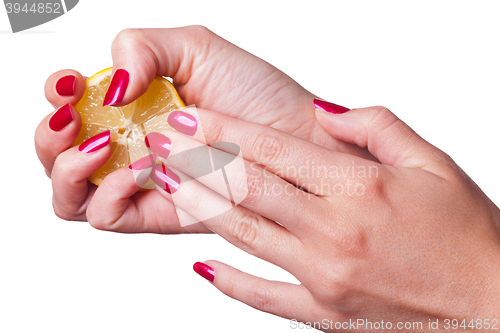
[
  {"x1": 78, "y1": 130, "x2": 111, "y2": 153},
  {"x1": 128, "y1": 154, "x2": 157, "y2": 170},
  {"x1": 167, "y1": 111, "x2": 198, "y2": 136},
  {"x1": 103, "y1": 69, "x2": 129, "y2": 106},
  {"x1": 49, "y1": 103, "x2": 73, "y2": 131},
  {"x1": 145, "y1": 132, "x2": 171, "y2": 159},
  {"x1": 151, "y1": 164, "x2": 180, "y2": 194},
  {"x1": 56, "y1": 75, "x2": 76, "y2": 96},
  {"x1": 313, "y1": 99, "x2": 350, "y2": 114},
  {"x1": 193, "y1": 262, "x2": 214, "y2": 282}
]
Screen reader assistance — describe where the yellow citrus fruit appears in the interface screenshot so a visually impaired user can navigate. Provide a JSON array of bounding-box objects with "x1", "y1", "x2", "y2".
[{"x1": 73, "y1": 67, "x2": 185, "y2": 185}]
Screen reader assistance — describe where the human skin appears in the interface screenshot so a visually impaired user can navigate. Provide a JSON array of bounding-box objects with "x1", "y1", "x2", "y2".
[
  {"x1": 35, "y1": 26, "x2": 372, "y2": 234},
  {"x1": 145, "y1": 106, "x2": 500, "y2": 331},
  {"x1": 34, "y1": 26, "x2": 500, "y2": 330}
]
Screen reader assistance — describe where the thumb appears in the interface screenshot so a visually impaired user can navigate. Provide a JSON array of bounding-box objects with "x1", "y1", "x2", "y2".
[
  {"x1": 102, "y1": 26, "x2": 218, "y2": 107},
  {"x1": 314, "y1": 100, "x2": 450, "y2": 174}
]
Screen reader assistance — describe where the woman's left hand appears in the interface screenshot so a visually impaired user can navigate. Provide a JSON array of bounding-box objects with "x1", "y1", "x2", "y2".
[{"x1": 143, "y1": 104, "x2": 500, "y2": 329}]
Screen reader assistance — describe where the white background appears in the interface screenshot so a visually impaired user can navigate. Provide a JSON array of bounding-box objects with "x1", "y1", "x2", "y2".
[{"x1": 1, "y1": 1, "x2": 500, "y2": 332}]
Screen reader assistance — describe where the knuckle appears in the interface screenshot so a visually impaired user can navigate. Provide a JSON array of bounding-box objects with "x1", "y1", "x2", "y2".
[
  {"x1": 182, "y1": 189, "x2": 204, "y2": 217},
  {"x1": 113, "y1": 28, "x2": 145, "y2": 48},
  {"x1": 86, "y1": 208, "x2": 116, "y2": 232},
  {"x1": 307, "y1": 262, "x2": 353, "y2": 304},
  {"x1": 52, "y1": 200, "x2": 73, "y2": 221},
  {"x1": 354, "y1": 169, "x2": 385, "y2": 200},
  {"x1": 183, "y1": 25, "x2": 218, "y2": 61},
  {"x1": 226, "y1": 212, "x2": 260, "y2": 251},
  {"x1": 235, "y1": 166, "x2": 262, "y2": 206},
  {"x1": 322, "y1": 218, "x2": 368, "y2": 258},
  {"x1": 252, "y1": 132, "x2": 287, "y2": 166},
  {"x1": 203, "y1": 117, "x2": 226, "y2": 144},
  {"x1": 335, "y1": 227, "x2": 368, "y2": 258},
  {"x1": 248, "y1": 284, "x2": 275, "y2": 313},
  {"x1": 85, "y1": 204, "x2": 105, "y2": 230},
  {"x1": 86, "y1": 212, "x2": 105, "y2": 231},
  {"x1": 86, "y1": 200, "x2": 119, "y2": 232},
  {"x1": 102, "y1": 173, "x2": 122, "y2": 193},
  {"x1": 187, "y1": 25, "x2": 213, "y2": 36},
  {"x1": 320, "y1": 277, "x2": 351, "y2": 304},
  {"x1": 52, "y1": 154, "x2": 74, "y2": 181},
  {"x1": 368, "y1": 106, "x2": 399, "y2": 132},
  {"x1": 184, "y1": 25, "x2": 216, "y2": 50}
]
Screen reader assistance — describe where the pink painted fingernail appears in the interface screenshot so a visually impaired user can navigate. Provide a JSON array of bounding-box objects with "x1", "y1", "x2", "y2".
[
  {"x1": 151, "y1": 164, "x2": 180, "y2": 194},
  {"x1": 103, "y1": 69, "x2": 129, "y2": 106},
  {"x1": 49, "y1": 103, "x2": 73, "y2": 131},
  {"x1": 167, "y1": 111, "x2": 198, "y2": 136},
  {"x1": 56, "y1": 75, "x2": 76, "y2": 96},
  {"x1": 313, "y1": 99, "x2": 350, "y2": 114},
  {"x1": 145, "y1": 132, "x2": 171, "y2": 159},
  {"x1": 128, "y1": 154, "x2": 157, "y2": 170},
  {"x1": 193, "y1": 262, "x2": 214, "y2": 282},
  {"x1": 78, "y1": 130, "x2": 111, "y2": 153}
]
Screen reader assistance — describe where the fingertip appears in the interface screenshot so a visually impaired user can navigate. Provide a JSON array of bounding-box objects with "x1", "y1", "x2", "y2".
[
  {"x1": 102, "y1": 68, "x2": 130, "y2": 106},
  {"x1": 103, "y1": 65, "x2": 158, "y2": 107},
  {"x1": 193, "y1": 261, "x2": 215, "y2": 282},
  {"x1": 35, "y1": 103, "x2": 82, "y2": 174},
  {"x1": 45, "y1": 69, "x2": 86, "y2": 107},
  {"x1": 48, "y1": 103, "x2": 77, "y2": 133},
  {"x1": 44, "y1": 103, "x2": 82, "y2": 141},
  {"x1": 314, "y1": 106, "x2": 358, "y2": 141},
  {"x1": 77, "y1": 130, "x2": 111, "y2": 154},
  {"x1": 313, "y1": 99, "x2": 350, "y2": 114}
]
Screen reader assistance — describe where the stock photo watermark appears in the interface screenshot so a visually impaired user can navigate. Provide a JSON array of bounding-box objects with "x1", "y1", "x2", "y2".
[
  {"x1": 129, "y1": 106, "x2": 380, "y2": 227},
  {"x1": 3, "y1": 0, "x2": 79, "y2": 33},
  {"x1": 290, "y1": 318, "x2": 499, "y2": 330}
]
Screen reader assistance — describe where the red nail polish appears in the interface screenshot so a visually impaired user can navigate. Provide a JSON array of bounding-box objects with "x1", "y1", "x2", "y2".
[
  {"x1": 49, "y1": 103, "x2": 73, "y2": 131},
  {"x1": 78, "y1": 130, "x2": 111, "y2": 153},
  {"x1": 167, "y1": 111, "x2": 198, "y2": 136},
  {"x1": 56, "y1": 75, "x2": 76, "y2": 96},
  {"x1": 103, "y1": 69, "x2": 129, "y2": 106},
  {"x1": 313, "y1": 99, "x2": 350, "y2": 114},
  {"x1": 145, "y1": 132, "x2": 172, "y2": 159},
  {"x1": 151, "y1": 164, "x2": 180, "y2": 194},
  {"x1": 193, "y1": 262, "x2": 214, "y2": 282},
  {"x1": 128, "y1": 154, "x2": 157, "y2": 170}
]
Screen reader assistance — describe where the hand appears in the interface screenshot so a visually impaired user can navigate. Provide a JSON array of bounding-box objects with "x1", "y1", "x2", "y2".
[
  {"x1": 35, "y1": 26, "x2": 371, "y2": 233},
  {"x1": 146, "y1": 105, "x2": 500, "y2": 329}
]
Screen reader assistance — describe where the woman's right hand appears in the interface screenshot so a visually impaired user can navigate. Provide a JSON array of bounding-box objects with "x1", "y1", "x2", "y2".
[{"x1": 35, "y1": 26, "x2": 371, "y2": 234}]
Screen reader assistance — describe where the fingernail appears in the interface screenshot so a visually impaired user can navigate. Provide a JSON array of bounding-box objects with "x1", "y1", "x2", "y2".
[
  {"x1": 193, "y1": 262, "x2": 214, "y2": 282},
  {"x1": 128, "y1": 154, "x2": 157, "y2": 170},
  {"x1": 167, "y1": 111, "x2": 198, "y2": 136},
  {"x1": 151, "y1": 164, "x2": 180, "y2": 194},
  {"x1": 78, "y1": 130, "x2": 111, "y2": 153},
  {"x1": 56, "y1": 75, "x2": 76, "y2": 96},
  {"x1": 103, "y1": 69, "x2": 129, "y2": 106},
  {"x1": 49, "y1": 103, "x2": 73, "y2": 131},
  {"x1": 145, "y1": 132, "x2": 171, "y2": 159},
  {"x1": 313, "y1": 99, "x2": 350, "y2": 114}
]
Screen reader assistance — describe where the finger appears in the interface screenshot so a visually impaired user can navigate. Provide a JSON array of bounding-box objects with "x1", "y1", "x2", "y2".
[
  {"x1": 147, "y1": 131, "x2": 325, "y2": 233},
  {"x1": 193, "y1": 261, "x2": 314, "y2": 321},
  {"x1": 86, "y1": 166, "x2": 211, "y2": 234},
  {"x1": 165, "y1": 108, "x2": 371, "y2": 196},
  {"x1": 51, "y1": 131, "x2": 111, "y2": 221},
  {"x1": 35, "y1": 103, "x2": 82, "y2": 177},
  {"x1": 152, "y1": 165, "x2": 302, "y2": 269},
  {"x1": 314, "y1": 102, "x2": 451, "y2": 175},
  {"x1": 44, "y1": 69, "x2": 86, "y2": 107},
  {"x1": 103, "y1": 26, "x2": 212, "y2": 106}
]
